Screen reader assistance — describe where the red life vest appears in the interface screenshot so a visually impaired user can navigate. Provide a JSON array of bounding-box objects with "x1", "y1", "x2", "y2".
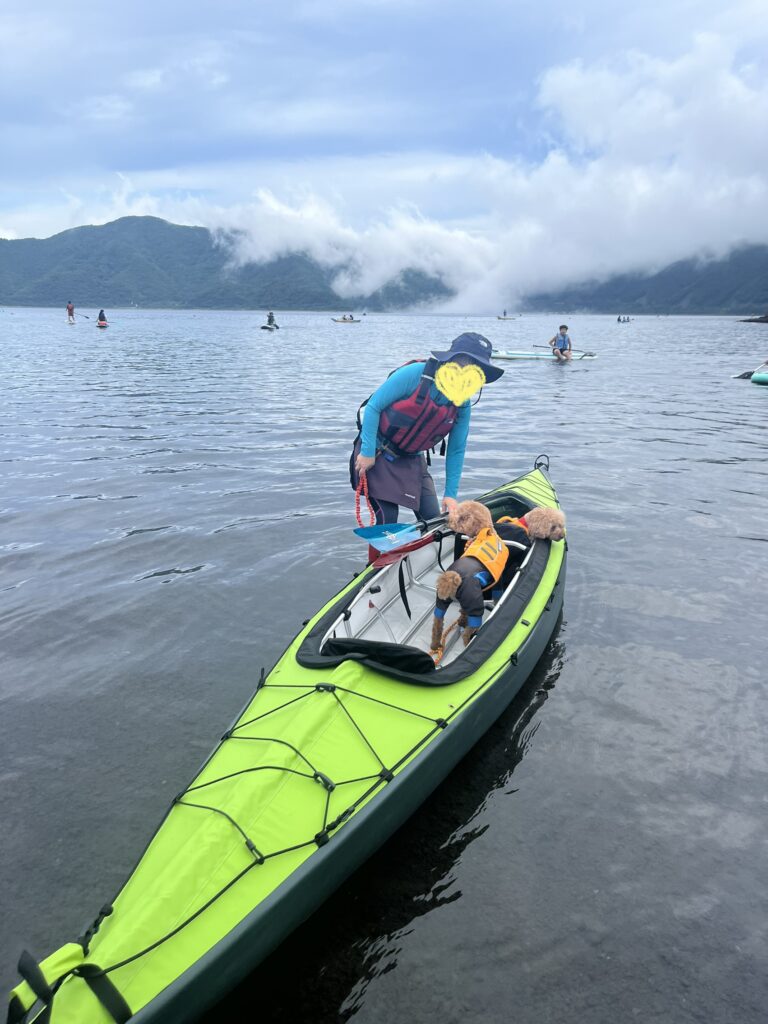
[
  {"x1": 358, "y1": 358, "x2": 459, "y2": 457},
  {"x1": 497, "y1": 514, "x2": 529, "y2": 533}
]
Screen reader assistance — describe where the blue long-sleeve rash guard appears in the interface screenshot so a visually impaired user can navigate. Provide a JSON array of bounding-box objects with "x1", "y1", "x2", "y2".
[{"x1": 360, "y1": 362, "x2": 472, "y2": 500}]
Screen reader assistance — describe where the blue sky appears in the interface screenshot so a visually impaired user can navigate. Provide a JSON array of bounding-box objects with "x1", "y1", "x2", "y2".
[{"x1": 2, "y1": 0, "x2": 767, "y2": 303}]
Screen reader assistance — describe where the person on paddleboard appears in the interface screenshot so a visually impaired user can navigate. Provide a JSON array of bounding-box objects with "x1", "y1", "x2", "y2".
[
  {"x1": 66, "y1": 301, "x2": 75, "y2": 323},
  {"x1": 350, "y1": 333, "x2": 504, "y2": 527},
  {"x1": 97, "y1": 309, "x2": 108, "y2": 325},
  {"x1": 267, "y1": 311, "x2": 276, "y2": 326},
  {"x1": 549, "y1": 325, "x2": 572, "y2": 362}
]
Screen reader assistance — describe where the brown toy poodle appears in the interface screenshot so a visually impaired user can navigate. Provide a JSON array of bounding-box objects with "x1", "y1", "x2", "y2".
[{"x1": 430, "y1": 501, "x2": 566, "y2": 658}]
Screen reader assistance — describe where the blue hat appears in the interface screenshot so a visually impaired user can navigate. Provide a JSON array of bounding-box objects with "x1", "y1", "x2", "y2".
[{"x1": 431, "y1": 332, "x2": 504, "y2": 382}]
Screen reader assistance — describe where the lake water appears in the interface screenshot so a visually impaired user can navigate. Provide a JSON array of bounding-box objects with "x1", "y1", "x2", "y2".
[{"x1": 1, "y1": 308, "x2": 766, "y2": 1023}]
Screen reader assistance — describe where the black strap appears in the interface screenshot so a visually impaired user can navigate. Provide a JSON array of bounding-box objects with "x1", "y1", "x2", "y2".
[
  {"x1": 7, "y1": 993, "x2": 29, "y2": 1024},
  {"x1": 435, "y1": 533, "x2": 446, "y2": 571},
  {"x1": 11, "y1": 953, "x2": 130, "y2": 1024},
  {"x1": 397, "y1": 560, "x2": 412, "y2": 619},
  {"x1": 355, "y1": 399, "x2": 368, "y2": 432},
  {"x1": 12, "y1": 951, "x2": 54, "y2": 1024},
  {"x1": 416, "y1": 358, "x2": 438, "y2": 404},
  {"x1": 75, "y1": 966, "x2": 131, "y2": 1024},
  {"x1": 16, "y1": 952, "x2": 53, "y2": 1007}
]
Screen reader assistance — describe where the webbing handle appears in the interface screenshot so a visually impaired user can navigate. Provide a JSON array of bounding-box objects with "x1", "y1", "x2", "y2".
[{"x1": 8, "y1": 949, "x2": 131, "y2": 1024}]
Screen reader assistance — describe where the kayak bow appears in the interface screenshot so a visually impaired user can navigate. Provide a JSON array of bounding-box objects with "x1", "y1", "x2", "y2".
[{"x1": 8, "y1": 461, "x2": 566, "y2": 1024}]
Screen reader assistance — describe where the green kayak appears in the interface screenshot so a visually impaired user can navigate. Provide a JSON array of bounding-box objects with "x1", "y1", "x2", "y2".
[
  {"x1": 9, "y1": 461, "x2": 566, "y2": 1024},
  {"x1": 751, "y1": 362, "x2": 768, "y2": 385}
]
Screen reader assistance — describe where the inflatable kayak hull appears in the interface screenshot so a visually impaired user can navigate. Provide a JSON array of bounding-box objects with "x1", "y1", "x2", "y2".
[
  {"x1": 332, "y1": 318, "x2": 361, "y2": 323},
  {"x1": 137, "y1": 575, "x2": 563, "y2": 1023},
  {"x1": 751, "y1": 371, "x2": 768, "y2": 385},
  {"x1": 9, "y1": 465, "x2": 565, "y2": 1024}
]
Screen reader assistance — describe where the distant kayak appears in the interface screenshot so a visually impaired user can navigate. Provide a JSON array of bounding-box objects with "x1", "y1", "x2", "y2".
[
  {"x1": 496, "y1": 315, "x2": 518, "y2": 320},
  {"x1": 492, "y1": 350, "x2": 597, "y2": 361},
  {"x1": 332, "y1": 317, "x2": 361, "y2": 323},
  {"x1": 96, "y1": 323, "x2": 108, "y2": 329},
  {"x1": 260, "y1": 324, "x2": 278, "y2": 331}
]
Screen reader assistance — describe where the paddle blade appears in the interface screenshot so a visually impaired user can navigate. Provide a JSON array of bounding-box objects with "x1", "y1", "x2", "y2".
[{"x1": 353, "y1": 523, "x2": 422, "y2": 552}]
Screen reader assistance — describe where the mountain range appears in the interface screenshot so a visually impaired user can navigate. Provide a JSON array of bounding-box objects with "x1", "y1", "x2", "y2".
[
  {"x1": 0, "y1": 216, "x2": 451, "y2": 311},
  {"x1": 521, "y1": 246, "x2": 768, "y2": 315},
  {"x1": 1, "y1": 215, "x2": 766, "y2": 314}
]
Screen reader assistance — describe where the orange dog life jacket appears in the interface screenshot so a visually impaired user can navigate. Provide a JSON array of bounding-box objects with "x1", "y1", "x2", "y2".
[{"x1": 463, "y1": 527, "x2": 509, "y2": 584}]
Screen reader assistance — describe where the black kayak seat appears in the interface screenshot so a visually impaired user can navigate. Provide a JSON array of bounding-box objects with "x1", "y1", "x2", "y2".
[{"x1": 322, "y1": 638, "x2": 436, "y2": 674}]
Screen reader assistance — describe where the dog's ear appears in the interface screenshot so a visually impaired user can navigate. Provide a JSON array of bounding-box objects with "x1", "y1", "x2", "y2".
[{"x1": 436, "y1": 570, "x2": 462, "y2": 601}]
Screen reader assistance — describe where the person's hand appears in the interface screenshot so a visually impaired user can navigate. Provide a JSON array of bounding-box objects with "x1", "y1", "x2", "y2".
[
  {"x1": 355, "y1": 453, "x2": 376, "y2": 476},
  {"x1": 442, "y1": 497, "x2": 458, "y2": 514}
]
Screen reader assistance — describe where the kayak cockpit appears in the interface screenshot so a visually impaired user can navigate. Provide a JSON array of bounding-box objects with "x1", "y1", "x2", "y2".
[
  {"x1": 319, "y1": 529, "x2": 536, "y2": 670},
  {"x1": 297, "y1": 491, "x2": 554, "y2": 685}
]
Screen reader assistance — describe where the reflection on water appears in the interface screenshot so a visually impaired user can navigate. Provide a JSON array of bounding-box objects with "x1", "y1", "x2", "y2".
[{"x1": 1, "y1": 309, "x2": 767, "y2": 1023}]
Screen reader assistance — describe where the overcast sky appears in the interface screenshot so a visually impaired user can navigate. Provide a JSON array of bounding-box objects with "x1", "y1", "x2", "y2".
[{"x1": 2, "y1": 0, "x2": 767, "y2": 305}]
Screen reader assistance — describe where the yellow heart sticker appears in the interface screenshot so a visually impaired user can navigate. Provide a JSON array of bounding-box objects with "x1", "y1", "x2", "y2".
[{"x1": 434, "y1": 361, "x2": 486, "y2": 404}]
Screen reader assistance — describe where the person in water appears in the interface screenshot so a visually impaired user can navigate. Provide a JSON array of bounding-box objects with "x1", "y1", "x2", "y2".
[
  {"x1": 66, "y1": 301, "x2": 75, "y2": 323},
  {"x1": 350, "y1": 333, "x2": 504, "y2": 526},
  {"x1": 549, "y1": 325, "x2": 572, "y2": 362}
]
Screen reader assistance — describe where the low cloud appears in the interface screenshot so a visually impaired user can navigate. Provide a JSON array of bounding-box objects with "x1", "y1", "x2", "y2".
[
  {"x1": 3, "y1": 26, "x2": 768, "y2": 308},
  {"x1": 210, "y1": 32, "x2": 768, "y2": 307}
]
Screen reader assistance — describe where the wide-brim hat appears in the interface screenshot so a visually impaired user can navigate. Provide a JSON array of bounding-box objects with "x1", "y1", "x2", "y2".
[{"x1": 431, "y1": 332, "x2": 504, "y2": 382}]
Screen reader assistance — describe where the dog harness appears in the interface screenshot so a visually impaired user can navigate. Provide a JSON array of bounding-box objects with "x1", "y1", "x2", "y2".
[{"x1": 463, "y1": 527, "x2": 509, "y2": 584}]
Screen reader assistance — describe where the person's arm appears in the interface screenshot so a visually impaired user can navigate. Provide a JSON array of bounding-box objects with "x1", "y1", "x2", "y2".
[
  {"x1": 443, "y1": 402, "x2": 472, "y2": 502},
  {"x1": 548, "y1": 335, "x2": 556, "y2": 348},
  {"x1": 359, "y1": 363, "x2": 425, "y2": 457}
]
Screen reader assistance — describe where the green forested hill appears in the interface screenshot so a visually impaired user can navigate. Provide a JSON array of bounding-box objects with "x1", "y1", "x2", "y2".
[
  {"x1": 522, "y1": 246, "x2": 768, "y2": 315},
  {"x1": 2, "y1": 216, "x2": 767, "y2": 313},
  {"x1": 0, "y1": 216, "x2": 452, "y2": 310}
]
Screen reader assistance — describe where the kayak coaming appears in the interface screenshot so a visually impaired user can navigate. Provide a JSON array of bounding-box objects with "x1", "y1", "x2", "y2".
[{"x1": 12, "y1": 467, "x2": 565, "y2": 1024}]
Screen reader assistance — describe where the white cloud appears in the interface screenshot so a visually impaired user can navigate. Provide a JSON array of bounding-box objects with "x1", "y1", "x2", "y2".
[
  {"x1": 538, "y1": 33, "x2": 768, "y2": 175},
  {"x1": 124, "y1": 68, "x2": 168, "y2": 91},
  {"x1": 75, "y1": 94, "x2": 134, "y2": 123},
  {"x1": 3, "y1": 24, "x2": 768, "y2": 308}
]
